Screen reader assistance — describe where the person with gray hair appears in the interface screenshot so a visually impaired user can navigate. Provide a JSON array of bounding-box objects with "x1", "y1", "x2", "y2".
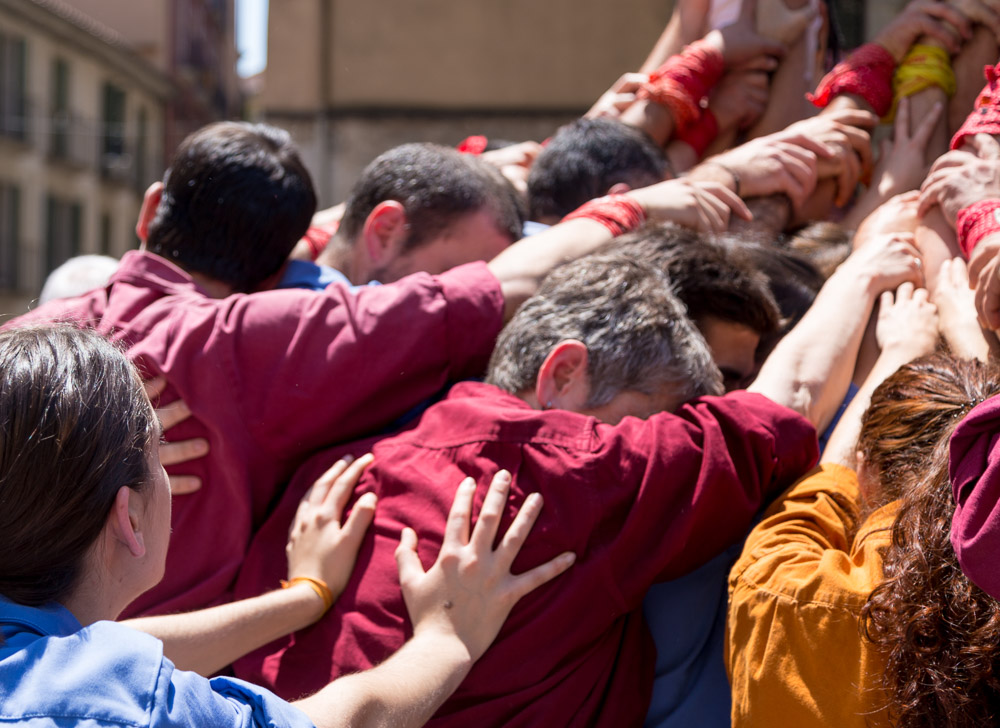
[{"x1": 230, "y1": 251, "x2": 818, "y2": 727}]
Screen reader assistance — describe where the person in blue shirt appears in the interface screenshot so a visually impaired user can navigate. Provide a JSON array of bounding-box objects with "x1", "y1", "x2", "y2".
[{"x1": 0, "y1": 325, "x2": 574, "y2": 728}]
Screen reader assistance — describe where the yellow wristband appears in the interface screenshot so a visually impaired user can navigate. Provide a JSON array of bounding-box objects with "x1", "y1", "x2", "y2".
[
  {"x1": 281, "y1": 576, "x2": 334, "y2": 613},
  {"x1": 884, "y1": 44, "x2": 956, "y2": 122}
]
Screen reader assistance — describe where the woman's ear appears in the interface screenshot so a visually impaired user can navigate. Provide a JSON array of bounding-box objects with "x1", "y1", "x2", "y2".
[
  {"x1": 110, "y1": 486, "x2": 146, "y2": 558},
  {"x1": 534, "y1": 340, "x2": 590, "y2": 412}
]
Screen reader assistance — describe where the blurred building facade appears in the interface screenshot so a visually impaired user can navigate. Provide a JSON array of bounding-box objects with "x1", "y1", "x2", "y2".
[
  {"x1": 259, "y1": 0, "x2": 674, "y2": 205},
  {"x1": 255, "y1": 0, "x2": 894, "y2": 206},
  {"x1": 0, "y1": 0, "x2": 170, "y2": 316},
  {"x1": 68, "y1": 0, "x2": 242, "y2": 162}
]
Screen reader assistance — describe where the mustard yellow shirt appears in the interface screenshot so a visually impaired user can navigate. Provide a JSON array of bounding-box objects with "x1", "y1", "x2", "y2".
[{"x1": 726, "y1": 463, "x2": 898, "y2": 727}]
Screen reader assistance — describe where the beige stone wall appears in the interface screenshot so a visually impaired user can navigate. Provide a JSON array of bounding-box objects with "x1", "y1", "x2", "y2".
[
  {"x1": 66, "y1": 0, "x2": 169, "y2": 69},
  {"x1": 0, "y1": 0, "x2": 168, "y2": 317}
]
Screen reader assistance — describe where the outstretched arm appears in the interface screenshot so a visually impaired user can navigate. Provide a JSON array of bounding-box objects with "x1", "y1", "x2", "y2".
[
  {"x1": 749, "y1": 232, "x2": 923, "y2": 431},
  {"x1": 125, "y1": 456, "x2": 377, "y2": 675}
]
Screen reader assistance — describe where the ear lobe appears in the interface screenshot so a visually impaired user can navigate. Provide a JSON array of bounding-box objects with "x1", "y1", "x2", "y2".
[
  {"x1": 361, "y1": 201, "x2": 408, "y2": 267},
  {"x1": 136, "y1": 182, "x2": 163, "y2": 246},
  {"x1": 607, "y1": 182, "x2": 632, "y2": 196},
  {"x1": 111, "y1": 486, "x2": 146, "y2": 559},
  {"x1": 534, "y1": 340, "x2": 590, "y2": 411}
]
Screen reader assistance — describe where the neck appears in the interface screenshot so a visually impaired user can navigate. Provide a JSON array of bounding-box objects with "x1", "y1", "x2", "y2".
[
  {"x1": 188, "y1": 271, "x2": 235, "y2": 299},
  {"x1": 316, "y1": 236, "x2": 362, "y2": 284},
  {"x1": 61, "y1": 574, "x2": 125, "y2": 627}
]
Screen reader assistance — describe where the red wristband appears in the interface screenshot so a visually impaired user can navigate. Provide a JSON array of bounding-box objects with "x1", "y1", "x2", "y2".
[
  {"x1": 675, "y1": 108, "x2": 719, "y2": 159},
  {"x1": 562, "y1": 195, "x2": 647, "y2": 236},
  {"x1": 807, "y1": 43, "x2": 896, "y2": 117},
  {"x1": 951, "y1": 64, "x2": 1000, "y2": 151},
  {"x1": 301, "y1": 223, "x2": 338, "y2": 261},
  {"x1": 638, "y1": 40, "x2": 725, "y2": 127},
  {"x1": 456, "y1": 135, "x2": 489, "y2": 155},
  {"x1": 957, "y1": 199, "x2": 1000, "y2": 259}
]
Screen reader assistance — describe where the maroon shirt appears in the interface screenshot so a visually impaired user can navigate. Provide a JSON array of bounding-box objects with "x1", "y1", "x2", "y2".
[
  {"x1": 950, "y1": 394, "x2": 1000, "y2": 600},
  {"x1": 3, "y1": 251, "x2": 504, "y2": 616},
  {"x1": 234, "y1": 382, "x2": 818, "y2": 726}
]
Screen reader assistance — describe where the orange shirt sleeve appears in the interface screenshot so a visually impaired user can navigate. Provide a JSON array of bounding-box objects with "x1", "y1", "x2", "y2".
[{"x1": 726, "y1": 463, "x2": 892, "y2": 728}]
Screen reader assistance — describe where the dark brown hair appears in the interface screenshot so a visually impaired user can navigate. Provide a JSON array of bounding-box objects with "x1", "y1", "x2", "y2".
[
  {"x1": 861, "y1": 354, "x2": 1000, "y2": 727},
  {"x1": 0, "y1": 326, "x2": 155, "y2": 605},
  {"x1": 146, "y1": 122, "x2": 316, "y2": 292},
  {"x1": 614, "y1": 224, "x2": 781, "y2": 337}
]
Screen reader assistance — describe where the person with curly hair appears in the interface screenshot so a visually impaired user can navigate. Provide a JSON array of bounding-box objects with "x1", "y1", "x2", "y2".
[{"x1": 728, "y1": 274, "x2": 1000, "y2": 726}]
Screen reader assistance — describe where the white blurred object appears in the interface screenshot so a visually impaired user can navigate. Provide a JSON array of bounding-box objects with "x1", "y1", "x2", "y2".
[
  {"x1": 39, "y1": 255, "x2": 120, "y2": 304},
  {"x1": 708, "y1": 0, "x2": 743, "y2": 29}
]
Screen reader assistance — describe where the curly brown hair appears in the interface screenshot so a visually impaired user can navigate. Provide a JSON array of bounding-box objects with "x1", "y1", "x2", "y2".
[{"x1": 861, "y1": 354, "x2": 1000, "y2": 728}]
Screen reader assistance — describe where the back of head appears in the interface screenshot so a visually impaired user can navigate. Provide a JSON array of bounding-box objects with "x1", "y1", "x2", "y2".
[
  {"x1": 338, "y1": 143, "x2": 524, "y2": 250},
  {"x1": 614, "y1": 224, "x2": 781, "y2": 337},
  {"x1": 0, "y1": 326, "x2": 154, "y2": 606},
  {"x1": 39, "y1": 255, "x2": 120, "y2": 304},
  {"x1": 486, "y1": 252, "x2": 723, "y2": 407},
  {"x1": 145, "y1": 122, "x2": 316, "y2": 292},
  {"x1": 861, "y1": 354, "x2": 1000, "y2": 728},
  {"x1": 527, "y1": 118, "x2": 667, "y2": 222}
]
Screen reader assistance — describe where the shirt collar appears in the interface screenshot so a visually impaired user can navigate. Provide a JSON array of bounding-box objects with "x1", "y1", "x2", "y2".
[
  {"x1": 110, "y1": 250, "x2": 212, "y2": 298},
  {"x1": 0, "y1": 596, "x2": 81, "y2": 640}
]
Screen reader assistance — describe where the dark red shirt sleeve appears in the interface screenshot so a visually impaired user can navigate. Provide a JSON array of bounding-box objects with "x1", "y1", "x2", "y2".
[{"x1": 600, "y1": 391, "x2": 818, "y2": 608}]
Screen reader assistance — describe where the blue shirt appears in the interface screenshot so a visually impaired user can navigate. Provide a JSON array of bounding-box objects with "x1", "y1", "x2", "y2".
[
  {"x1": 278, "y1": 259, "x2": 361, "y2": 292},
  {"x1": 0, "y1": 597, "x2": 315, "y2": 727},
  {"x1": 642, "y1": 544, "x2": 741, "y2": 728}
]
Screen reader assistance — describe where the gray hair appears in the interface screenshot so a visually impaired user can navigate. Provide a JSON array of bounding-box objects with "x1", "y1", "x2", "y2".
[{"x1": 486, "y1": 253, "x2": 723, "y2": 407}]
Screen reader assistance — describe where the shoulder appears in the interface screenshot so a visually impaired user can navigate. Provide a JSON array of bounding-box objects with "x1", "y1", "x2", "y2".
[{"x1": 0, "y1": 620, "x2": 165, "y2": 726}]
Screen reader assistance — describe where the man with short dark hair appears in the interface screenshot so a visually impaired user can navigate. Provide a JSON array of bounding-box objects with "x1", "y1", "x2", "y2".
[
  {"x1": 298, "y1": 143, "x2": 525, "y2": 288},
  {"x1": 232, "y1": 252, "x2": 819, "y2": 726},
  {"x1": 528, "y1": 118, "x2": 668, "y2": 224}
]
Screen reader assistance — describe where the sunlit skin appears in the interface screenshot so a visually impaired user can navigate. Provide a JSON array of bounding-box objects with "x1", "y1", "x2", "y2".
[{"x1": 371, "y1": 209, "x2": 515, "y2": 283}]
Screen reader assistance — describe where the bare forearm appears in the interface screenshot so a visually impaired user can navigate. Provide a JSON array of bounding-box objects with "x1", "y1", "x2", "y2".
[
  {"x1": 294, "y1": 631, "x2": 473, "y2": 728},
  {"x1": 749, "y1": 267, "x2": 878, "y2": 430},
  {"x1": 124, "y1": 583, "x2": 322, "y2": 675},
  {"x1": 488, "y1": 218, "x2": 613, "y2": 320},
  {"x1": 823, "y1": 348, "x2": 914, "y2": 467}
]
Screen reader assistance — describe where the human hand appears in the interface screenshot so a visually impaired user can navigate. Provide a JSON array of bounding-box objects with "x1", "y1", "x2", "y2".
[
  {"x1": 481, "y1": 141, "x2": 543, "y2": 200},
  {"x1": 395, "y1": 470, "x2": 575, "y2": 662},
  {"x1": 968, "y1": 234, "x2": 1000, "y2": 328},
  {"x1": 143, "y1": 376, "x2": 209, "y2": 496},
  {"x1": 285, "y1": 454, "x2": 377, "y2": 614},
  {"x1": 585, "y1": 73, "x2": 648, "y2": 120},
  {"x1": 480, "y1": 141, "x2": 543, "y2": 172},
  {"x1": 703, "y1": 0, "x2": 786, "y2": 67},
  {"x1": 841, "y1": 230, "x2": 925, "y2": 292},
  {"x1": 779, "y1": 109, "x2": 877, "y2": 206},
  {"x1": 628, "y1": 178, "x2": 752, "y2": 232},
  {"x1": 702, "y1": 134, "x2": 819, "y2": 210},
  {"x1": 933, "y1": 257, "x2": 993, "y2": 358},
  {"x1": 873, "y1": 0, "x2": 970, "y2": 61},
  {"x1": 709, "y1": 67, "x2": 772, "y2": 134},
  {"x1": 947, "y1": 0, "x2": 1000, "y2": 39},
  {"x1": 756, "y1": 0, "x2": 821, "y2": 46},
  {"x1": 875, "y1": 281, "x2": 939, "y2": 360},
  {"x1": 919, "y1": 136, "x2": 1000, "y2": 226},
  {"x1": 870, "y1": 97, "x2": 944, "y2": 200},
  {"x1": 855, "y1": 191, "x2": 921, "y2": 246}
]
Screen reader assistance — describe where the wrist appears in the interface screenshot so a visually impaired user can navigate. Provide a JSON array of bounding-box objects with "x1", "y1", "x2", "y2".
[
  {"x1": 411, "y1": 622, "x2": 476, "y2": 667},
  {"x1": 281, "y1": 575, "x2": 334, "y2": 623},
  {"x1": 957, "y1": 199, "x2": 1000, "y2": 258}
]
